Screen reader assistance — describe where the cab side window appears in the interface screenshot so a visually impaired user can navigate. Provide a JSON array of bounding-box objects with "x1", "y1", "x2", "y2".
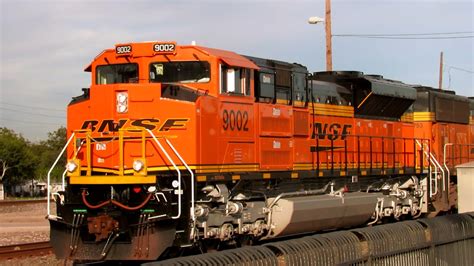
[
  {"x1": 274, "y1": 66, "x2": 291, "y2": 105},
  {"x1": 96, "y1": 63, "x2": 138, "y2": 85},
  {"x1": 292, "y1": 71, "x2": 307, "y2": 107},
  {"x1": 257, "y1": 72, "x2": 275, "y2": 102},
  {"x1": 221, "y1": 66, "x2": 250, "y2": 96}
]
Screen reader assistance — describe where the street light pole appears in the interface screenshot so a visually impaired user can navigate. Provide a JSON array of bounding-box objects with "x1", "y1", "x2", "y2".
[
  {"x1": 308, "y1": 0, "x2": 333, "y2": 71},
  {"x1": 325, "y1": 0, "x2": 333, "y2": 71}
]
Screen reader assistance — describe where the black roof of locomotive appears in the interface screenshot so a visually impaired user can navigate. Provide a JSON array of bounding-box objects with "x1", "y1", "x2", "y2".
[
  {"x1": 313, "y1": 71, "x2": 417, "y2": 100},
  {"x1": 243, "y1": 55, "x2": 308, "y2": 74},
  {"x1": 312, "y1": 71, "x2": 416, "y2": 119},
  {"x1": 413, "y1": 85, "x2": 470, "y2": 124}
]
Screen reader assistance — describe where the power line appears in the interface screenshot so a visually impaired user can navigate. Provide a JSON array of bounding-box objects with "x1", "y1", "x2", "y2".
[
  {"x1": 333, "y1": 31, "x2": 474, "y2": 37},
  {"x1": 0, "y1": 101, "x2": 64, "y2": 112},
  {"x1": 0, "y1": 117, "x2": 64, "y2": 126},
  {"x1": 333, "y1": 35, "x2": 473, "y2": 40},
  {"x1": 0, "y1": 107, "x2": 66, "y2": 119},
  {"x1": 444, "y1": 64, "x2": 474, "y2": 74}
]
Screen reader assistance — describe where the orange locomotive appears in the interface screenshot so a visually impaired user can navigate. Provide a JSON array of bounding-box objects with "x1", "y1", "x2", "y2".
[{"x1": 46, "y1": 41, "x2": 473, "y2": 261}]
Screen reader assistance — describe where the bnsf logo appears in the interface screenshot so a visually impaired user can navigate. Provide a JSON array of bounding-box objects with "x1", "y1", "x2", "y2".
[
  {"x1": 312, "y1": 123, "x2": 352, "y2": 140},
  {"x1": 80, "y1": 118, "x2": 189, "y2": 133}
]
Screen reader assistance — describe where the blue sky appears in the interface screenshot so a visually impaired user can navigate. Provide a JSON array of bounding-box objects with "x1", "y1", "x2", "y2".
[{"x1": 1, "y1": 0, "x2": 473, "y2": 140}]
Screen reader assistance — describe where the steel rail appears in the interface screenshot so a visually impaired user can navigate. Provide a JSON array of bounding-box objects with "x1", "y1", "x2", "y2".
[
  {"x1": 0, "y1": 199, "x2": 47, "y2": 206},
  {"x1": 0, "y1": 241, "x2": 52, "y2": 260}
]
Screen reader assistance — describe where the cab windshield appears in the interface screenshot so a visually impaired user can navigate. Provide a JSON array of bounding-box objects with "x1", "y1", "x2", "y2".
[
  {"x1": 149, "y1": 61, "x2": 210, "y2": 83},
  {"x1": 96, "y1": 63, "x2": 138, "y2": 85}
]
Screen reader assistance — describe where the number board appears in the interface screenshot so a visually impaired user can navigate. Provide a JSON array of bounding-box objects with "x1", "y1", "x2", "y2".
[
  {"x1": 115, "y1": 44, "x2": 132, "y2": 55},
  {"x1": 153, "y1": 42, "x2": 176, "y2": 54}
]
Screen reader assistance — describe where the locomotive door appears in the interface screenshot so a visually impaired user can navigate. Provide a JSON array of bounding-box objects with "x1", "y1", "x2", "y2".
[
  {"x1": 256, "y1": 65, "x2": 294, "y2": 171},
  {"x1": 386, "y1": 123, "x2": 394, "y2": 170},
  {"x1": 216, "y1": 66, "x2": 257, "y2": 173}
]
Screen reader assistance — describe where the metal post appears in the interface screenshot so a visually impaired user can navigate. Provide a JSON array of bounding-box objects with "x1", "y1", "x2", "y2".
[
  {"x1": 86, "y1": 131, "x2": 91, "y2": 176},
  {"x1": 331, "y1": 138, "x2": 334, "y2": 175},
  {"x1": 393, "y1": 137, "x2": 396, "y2": 173},
  {"x1": 325, "y1": 0, "x2": 333, "y2": 71},
  {"x1": 443, "y1": 143, "x2": 453, "y2": 180},
  {"x1": 414, "y1": 139, "x2": 417, "y2": 172},
  {"x1": 403, "y1": 138, "x2": 407, "y2": 173},
  {"x1": 382, "y1": 137, "x2": 385, "y2": 173},
  {"x1": 316, "y1": 136, "x2": 320, "y2": 173},
  {"x1": 369, "y1": 137, "x2": 373, "y2": 175},
  {"x1": 344, "y1": 137, "x2": 348, "y2": 174},
  {"x1": 357, "y1": 136, "x2": 360, "y2": 174}
]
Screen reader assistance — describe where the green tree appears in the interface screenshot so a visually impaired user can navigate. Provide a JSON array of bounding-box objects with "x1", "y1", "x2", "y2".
[
  {"x1": 32, "y1": 126, "x2": 67, "y2": 182},
  {"x1": 0, "y1": 128, "x2": 37, "y2": 185}
]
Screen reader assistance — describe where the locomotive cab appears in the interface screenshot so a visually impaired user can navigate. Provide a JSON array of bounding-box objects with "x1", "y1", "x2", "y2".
[{"x1": 50, "y1": 42, "x2": 261, "y2": 261}]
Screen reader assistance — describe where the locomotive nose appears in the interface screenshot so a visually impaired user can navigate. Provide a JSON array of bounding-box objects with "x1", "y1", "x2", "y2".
[{"x1": 77, "y1": 83, "x2": 165, "y2": 132}]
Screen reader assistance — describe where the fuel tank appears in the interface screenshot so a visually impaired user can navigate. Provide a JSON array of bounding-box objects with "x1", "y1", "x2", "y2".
[{"x1": 268, "y1": 192, "x2": 381, "y2": 237}]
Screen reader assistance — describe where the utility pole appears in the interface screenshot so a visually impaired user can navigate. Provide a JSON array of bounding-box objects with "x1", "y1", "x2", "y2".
[
  {"x1": 325, "y1": 0, "x2": 333, "y2": 71},
  {"x1": 438, "y1": 51, "x2": 443, "y2": 90}
]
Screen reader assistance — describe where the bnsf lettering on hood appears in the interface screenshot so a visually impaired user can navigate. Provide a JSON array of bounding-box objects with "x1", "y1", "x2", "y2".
[{"x1": 80, "y1": 118, "x2": 189, "y2": 132}]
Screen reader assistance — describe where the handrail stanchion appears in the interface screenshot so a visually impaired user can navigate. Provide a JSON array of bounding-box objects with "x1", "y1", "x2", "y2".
[
  {"x1": 146, "y1": 129, "x2": 182, "y2": 219},
  {"x1": 164, "y1": 139, "x2": 196, "y2": 225},
  {"x1": 443, "y1": 143, "x2": 453, "y2": 192},
  {"x1": 61, "y1": 169, "x2": 67, "y2": 191},
  {"x1": 47, "y1": 132, "x2": 75, "y2": 219},
  {"x1": 415, "y1": 139, "x2": 445, "y2": 197}
]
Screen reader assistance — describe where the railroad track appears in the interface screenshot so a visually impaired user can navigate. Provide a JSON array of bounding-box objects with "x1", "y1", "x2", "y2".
[
  {"x1": 0, "y1": 241, "x2": 52, "y2": 260},
  {"x1": 0, "y1": 199, "x2": 47, "y2": 206}
]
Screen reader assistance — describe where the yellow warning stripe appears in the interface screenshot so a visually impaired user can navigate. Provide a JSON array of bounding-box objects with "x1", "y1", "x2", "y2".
[
  {"x1": 70, "y1": 175, "x2": 156, "y2": 185},
  {"x1": 293, "y1": 165, "x2": 313, "y2": 170},
  {"x1": 293, "y1": 100, "x2": 306, "y2": 107},
  {"x1": 274, "y1": 99, "x2": 308, "y2": 106},
  {"x1": 413, "y1": 112, "x2": 435, "y2": 122},
  {"x1": 74, "y1": 161, "x2": 406, "y2": 183},
  {"x1": 294, "y1": 162, "x2": 396, "y2": 170},
  {"x1": 276, "y1": 99, "x2": 290, "y2": 105},
  {"x1": 86, "y1": 164, "x2": 260, "y2": 175},
  {"x1": 311, "y1": 103, "x2": 354, "y2": 112},
  {"x1": 311, "y1": 110, "x2": 354, "y2": 117},
  {"x1": 195, "y1": 164, "x2": 258, "y2": 170},
  {"x1": 90, "y1": 166, "x2": 197, "y2": 175},
  {"x1": 310, "y1": 103, "x2": 354, "y2": 117},
  {"x1": 401, "y1": 113, "x2": 414, "y2": 122},
  {"x1": 196, "y1": 164, "x2": 259, "y2": 173}
]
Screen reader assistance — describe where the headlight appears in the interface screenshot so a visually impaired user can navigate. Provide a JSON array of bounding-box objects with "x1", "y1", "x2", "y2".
[
  {"x1": 66, "y1": 161, "x2": 78, "y2": 173},
  {"x1": 133, "y1": 159, "x2": 144, "y2": 172},
  {"x1": 172, "y1": 180, "x2": 179, "y2": 188},
  {"x1": 116, "y1": 92, "x2": 128, "y2": 113}
]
